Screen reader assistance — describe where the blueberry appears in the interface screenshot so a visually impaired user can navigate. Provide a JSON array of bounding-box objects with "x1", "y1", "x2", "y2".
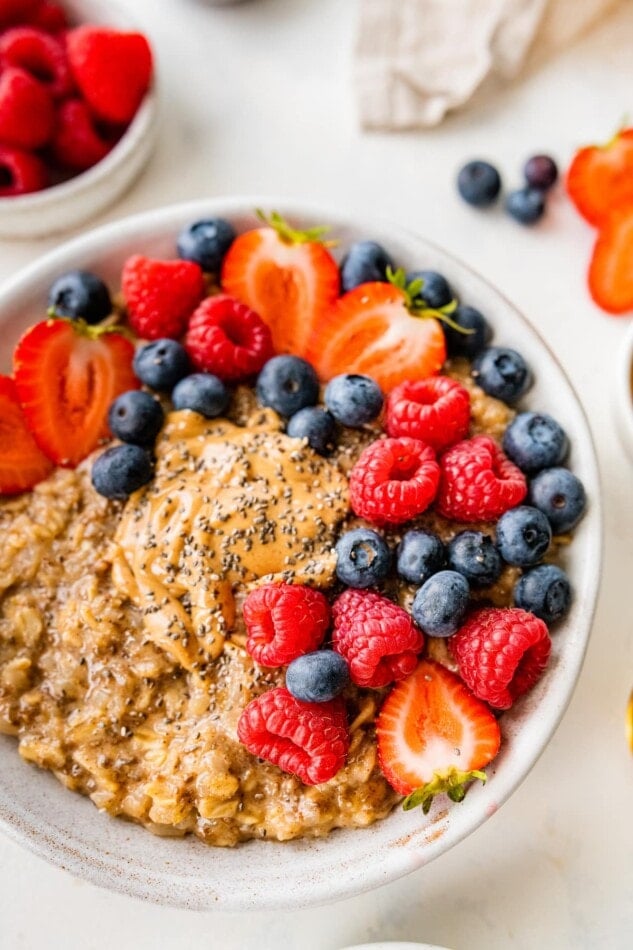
[
  {"x1": 457, "y1": 160, "x2": 502, "y2": 207},
  {"x1": 524, "y1": 155, "x2": 558, "y2": 191},
  {"x1": 528, "y1": 467, "x2": 587, "y2": 534},
  {"x1": 340, "y1": 241, "x2": 394, "y2": 292},
  {"x1": 443, "y1": 304, "x2": 492, "y2": 358},
  {"x1": 108, "y1": 390, "x2": 164, "y2": 448},
  {"x1": 472, "y1": 346, "x2": 532, "y2": 404},
  {"x1": 335, "y1": 527, "x2": 391, "y2": 589},
  {"x1": 91, "y1": 444, "x2": 154, "y2": 500},
  {"x1": 48, "y1": 270, "x2": 112, "y2": 324},
  {"x1": 287, "y1": 407, "x2": 336, "y2": 455},
  {"x1": 505, "y1": 187, "x2": 546, "y2": 225},
  {"x1": 496, "y1": 505, "x2": 552, "y2": 567},
  {"x1": 324, "y1": 374, "x2": 383, "y2": 428},
  {"x1": 256, "y1": 355, "x2": 319, "y2": 417},
  {"x1": 172, "y1": 373, "x2": 230, "y2": 418},
  {"x1": 133, "y1": 339, "x2": 191, "y2": 393},
  {"x1": 502, "y1": 411, "x2": 568, "y2": 474},
  {"x1": 448, "y1": 531, "x2": 502, "y2": 587},
  {"x1": 514, "y1": 564, "x2": 572, "y2": 624},
  {"x1": 396, "y1": 529, "x2": 446, "y2": 585},
  {"x1": 411, "y1": 570, "x2": 470, "y2": 638},
  {"x1": 286, "y1": 650, "x2": 350, "y2": 703},
  {"x1": 407, "y1": 270, "x2": 453, "y2": 309},
  {"x1": 176, "y1": 217, "x2": 236, "y2": 273}
]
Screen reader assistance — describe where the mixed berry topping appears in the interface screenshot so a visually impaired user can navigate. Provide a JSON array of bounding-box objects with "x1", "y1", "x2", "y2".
[{"x1": 0, "y1": 210, "x2": 589, "y2": 821}]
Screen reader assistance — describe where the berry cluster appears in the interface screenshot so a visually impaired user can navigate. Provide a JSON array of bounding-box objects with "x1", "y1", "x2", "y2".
[
  {"x1": 457, "y1": 154, "x2": 558, "y2": 225},
  {"x1": 0, "y1": 2, "x2": 153, "y2": 196},
  {"x1": 0, "y1": 211, "x2": 588, "y2": 819}
]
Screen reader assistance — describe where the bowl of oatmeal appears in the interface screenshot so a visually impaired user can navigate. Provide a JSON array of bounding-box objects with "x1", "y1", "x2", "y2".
[{"x1": 0, "y1": 198, "x2": 602, "y2": 910}]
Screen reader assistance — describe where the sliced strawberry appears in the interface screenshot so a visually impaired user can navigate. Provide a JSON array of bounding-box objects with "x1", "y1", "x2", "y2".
[
  {"x1": 376, "y1": 658, "x2": 501, "y2": 813},
  {"x1": 566, "y1": 127, "x2": 633, "y2": 227},
  {"x1": 0, "y1": 374, "x2": 52, "y2": 495},
  {"x1": 305, "y1": 278, "x2": 447, "y2": 392},
  {"x1": 221, "y1": 211, "x2": 340, "y2": 356},
  {"x1": 588, "y1": 205, "x2": 633, "y2": 314},
  {"x1": 13, "y1": 318, "x2": 139, "y2": 467}
]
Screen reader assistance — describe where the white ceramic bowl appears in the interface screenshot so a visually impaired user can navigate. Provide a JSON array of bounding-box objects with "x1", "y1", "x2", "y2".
[
  {"x1": 0, "y1": 198, "x2": 602, "y2": 911},
  {"x1": 614, "y1": 320, "x2": 633, "y2": 461},
  {"x1": 0, "y1": 0, "x2": 158, "y2": 239}
]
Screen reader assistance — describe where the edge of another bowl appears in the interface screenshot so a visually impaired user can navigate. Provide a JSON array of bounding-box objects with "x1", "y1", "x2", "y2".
[{"x1": 0, "y1": 0, "x2": 159, "y2": 239}]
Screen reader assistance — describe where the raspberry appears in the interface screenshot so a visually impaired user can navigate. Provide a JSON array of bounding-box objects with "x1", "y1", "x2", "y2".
[
  {"x1": 0, "y1": 0, "x2": 39, "y2": 29},
  {"x1": 0, "y1": 144, "x2": 48, "y2": 196},
  {"x1": 386, "y1": 376, "x2": 471, "y2": 452},
  {"x1": 27, "y1": 1, "x2": 68, "y2": 33},
  {"x1": 0, "y1": 27, "x2": 72, "y2": 100},
  {"x1": 66, "y1": 26, "x2": 153, "y2": 125},
  {"x1": 349, "y1": 436, "x2": 440, "y2": 526},
  {"x1": 122, "y1": 256, "x2": 205, "y2": 341},
  {"x1": 243, "y1": 583, "x2": 330, "y2": 667},
  {"x1": 331, "y1": 588, "x2": 424, "y2": 688},
  {"x1": 184, "y1": 295, "x2": 275, "y2": 383},
  {"x1": 436, "y1": 434, "x2": 527, "y2": 522},
  {"x1": 52, "y1": 99, "x2": 115, "y2": 171},
  {"x1": 0, "y1": 66, "x2": 54, "y2": 150},
  {"x1": 449, "y1": 607, "x2": 551, "y2": 709},
  {"x1": 237, "y1": 687, "x2": 349, "y2": 785}
]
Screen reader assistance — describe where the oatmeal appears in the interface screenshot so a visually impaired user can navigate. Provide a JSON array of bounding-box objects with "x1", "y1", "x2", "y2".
[{"x1": 0, "y1": 373, "x2": 521, "y2": 845}]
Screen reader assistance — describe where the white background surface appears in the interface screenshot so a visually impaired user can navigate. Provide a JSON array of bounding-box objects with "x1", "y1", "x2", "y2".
[{"x1": 0, "y1": 1, "x2": 632, "y2": 947}]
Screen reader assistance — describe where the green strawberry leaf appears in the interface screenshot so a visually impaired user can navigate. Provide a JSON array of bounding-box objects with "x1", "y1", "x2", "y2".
[{"x1": 402, "y1": 767, "x2": 488, "y2": 815}]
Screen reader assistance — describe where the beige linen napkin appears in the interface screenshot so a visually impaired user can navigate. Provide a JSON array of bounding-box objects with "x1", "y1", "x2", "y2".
[{"x1": 356, "y1": 0, "x2": 621, "y2": 129}]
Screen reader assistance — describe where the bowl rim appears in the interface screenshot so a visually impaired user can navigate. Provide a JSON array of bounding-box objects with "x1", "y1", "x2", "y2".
[
  {"x1": 0, "y1": 89, "x2": 158, "y2": 213},
  {"x1": 0, "y1": 197, "x2": 604, "y2": 911},
  {"x1": 614, "y1": 319, "x2": 633, "y2": 459}
]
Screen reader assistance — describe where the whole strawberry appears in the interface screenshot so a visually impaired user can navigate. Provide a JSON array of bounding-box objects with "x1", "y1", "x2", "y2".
[
  {"x1": 0, "y1": 66, "x2": 54, "y2": 150},
  {"x1": 122, "y1": 256, "x2": 205, "y2": 341},
  {"x1": 66, "y1": 26, "x2": 153, "y2": 124}
]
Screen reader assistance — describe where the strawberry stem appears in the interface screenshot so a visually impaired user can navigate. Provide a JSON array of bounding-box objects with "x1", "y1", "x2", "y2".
[
  {"x1": 385, "y1": 267, "x2": 473, "y2": 335},
  {"x1": 46, "y1": 310, "x2": 133, "y2": 341},
  {"x1": 255, "y1": 209, "x2": 338, "y2": 247},
  {"x1": 402, "y1": 767, "x2": 487, "y2": 815}
]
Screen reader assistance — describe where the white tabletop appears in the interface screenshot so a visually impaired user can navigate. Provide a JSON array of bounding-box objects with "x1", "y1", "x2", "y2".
[{"x1": 1, "y1": 1, "x2": 632, "y2": 948}]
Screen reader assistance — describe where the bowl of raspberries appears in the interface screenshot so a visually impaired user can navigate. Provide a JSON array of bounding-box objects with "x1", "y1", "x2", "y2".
[
  {"x1": 0, "y1": 199, "x2": 602, "y2": 909},
  {"x1": 0, "y1": 0, "x2": 157, "y2": 237}
]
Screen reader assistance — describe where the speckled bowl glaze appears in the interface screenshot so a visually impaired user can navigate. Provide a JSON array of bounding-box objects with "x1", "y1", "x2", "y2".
[
  {"x1": 0, "y1": 198, "x2": 602, "y2": 910},
  {"x1": 0, "y1": 0, "x2": 158, "y2": 239}
]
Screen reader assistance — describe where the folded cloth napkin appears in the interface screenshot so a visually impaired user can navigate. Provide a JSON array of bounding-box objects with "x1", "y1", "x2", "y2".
[{"x1": 355, "y1": 0, "x2": 621, "y2": 129}]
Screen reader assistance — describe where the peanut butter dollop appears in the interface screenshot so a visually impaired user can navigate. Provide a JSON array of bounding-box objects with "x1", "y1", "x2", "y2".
[{"x1": 111, "y1": 409, "x2": 349, "y2": 671}]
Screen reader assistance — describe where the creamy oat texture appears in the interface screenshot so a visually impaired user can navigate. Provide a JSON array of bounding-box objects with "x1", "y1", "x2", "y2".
[{"x1": 0, "y1": 366, "x2": 522, "y2": 846}]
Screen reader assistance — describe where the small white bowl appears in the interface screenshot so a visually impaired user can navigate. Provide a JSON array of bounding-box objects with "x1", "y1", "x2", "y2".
[
  {"x1": 614, "y1": 321, "x2": 633, "y2": 461},
  {"x1": 0, "y1": 0, "x2": 158, "y2": 239},
  {"x1": 0, "y1": 198, "x2": 602, "y2": 911}
]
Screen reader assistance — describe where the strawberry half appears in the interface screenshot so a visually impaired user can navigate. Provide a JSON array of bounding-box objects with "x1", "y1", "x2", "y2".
[
  {"x1": 221, "y1": 210, "x2": 340, "y2": 356},
  {"x1": 305, "y1": 270, "x2": 447, "y2": 392},
  {"x1": 588, "y1": 205, "x2": 633, "y2": 314},
  {"x1": 566, "y1": 127, "x2": 633, "y2": 227},
  {"x1": 0, "y1": 374, "x2": 52, "y2": 495},
  {"x1": 376, "y1": 658, "x2": 501, "y2": 813},
  {"x1": 13, "y1": 318, "x2": 139, "y2": 467}
]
